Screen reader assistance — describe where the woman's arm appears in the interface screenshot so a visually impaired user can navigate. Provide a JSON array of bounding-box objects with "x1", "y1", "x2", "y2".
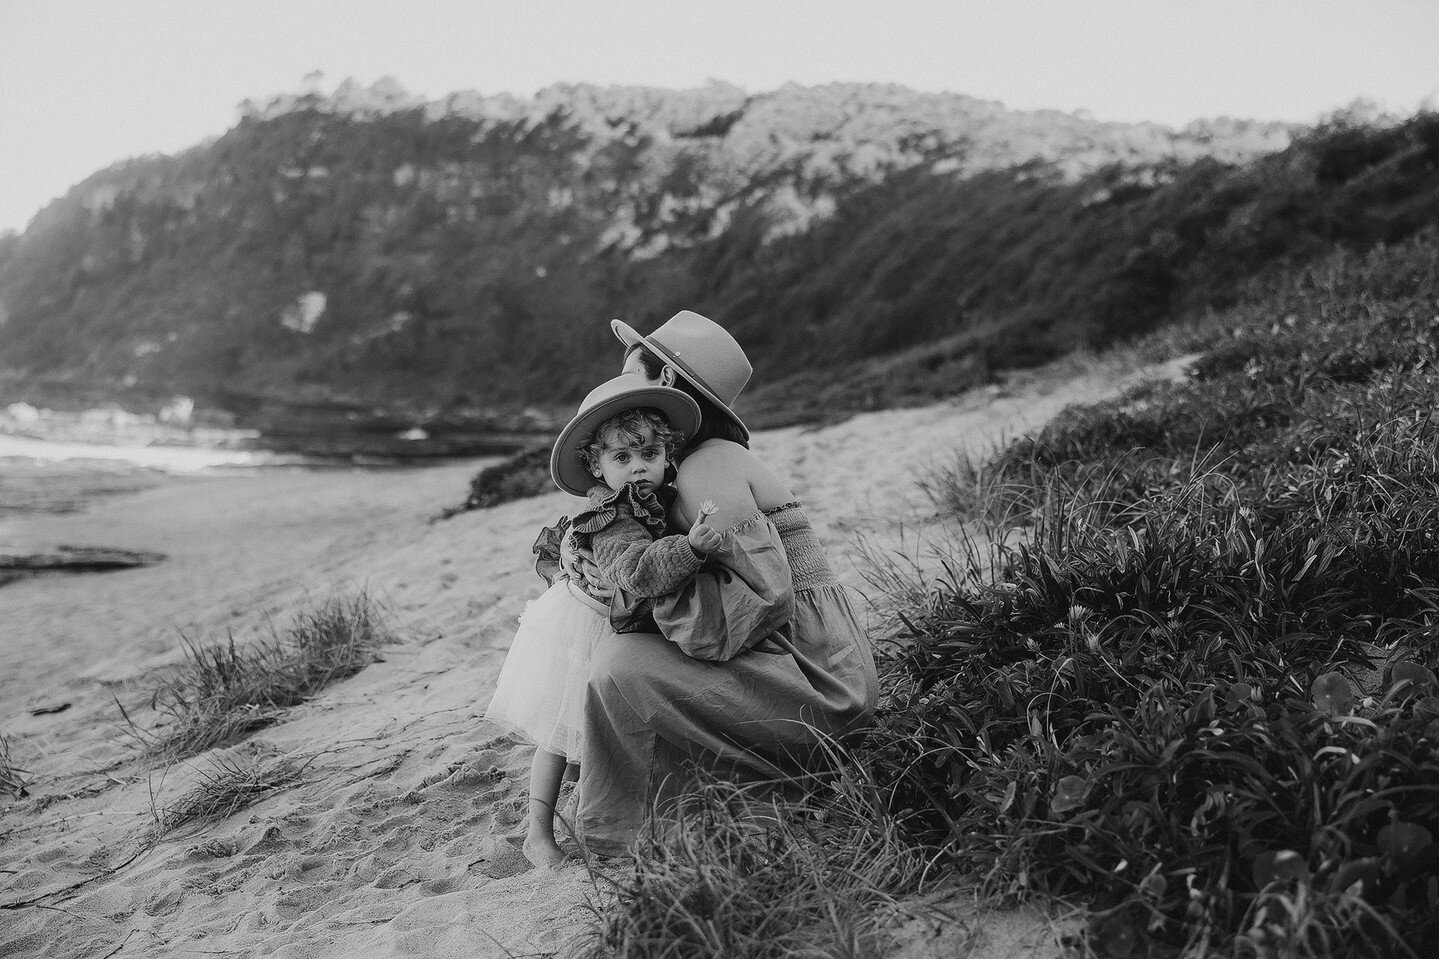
[{"x1": 651, "y1": 443, "x2": 796, "y2": 661}]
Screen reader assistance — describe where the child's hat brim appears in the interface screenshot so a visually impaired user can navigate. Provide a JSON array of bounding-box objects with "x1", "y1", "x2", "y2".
[{"x1": 550, "y1": 374, "x2": 702, "y2": 496}]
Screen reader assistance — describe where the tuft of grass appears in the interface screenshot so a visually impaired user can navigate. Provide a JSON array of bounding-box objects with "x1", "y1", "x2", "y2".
[
  {"x1": 577, "y1": 763, "x2": 943, "y2": 959},
  {"x1": 146, "y1": 746, "x2": 306, "y2": 842},
  {"x1": 121, "y1": 591, "x2": 393, "y2": 761},
  {"x1": 917, "y1": 446, "x2": 1036, "y2": 530},
  {"x1": 1234, "y1": 883, "x2": 1412, "y2": 959},
  {"x1": 0, "y1": 734, "x2": 31, "y2": 799}
]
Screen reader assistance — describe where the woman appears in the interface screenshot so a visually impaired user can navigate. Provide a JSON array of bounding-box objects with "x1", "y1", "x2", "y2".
[{"x1": 570, "y1": 309, "x2": 880, "y2": 854}]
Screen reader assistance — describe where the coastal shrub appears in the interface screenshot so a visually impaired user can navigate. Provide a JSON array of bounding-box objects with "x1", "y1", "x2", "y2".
[
  {"x1": 121, "y1": 592, "x2": 393, "y2": 761},
  {"x1": 433, "y1": 446, "x2": 554, "y2": 520},
  {"x1": 866, "y1": 234, "x2": 1439, "y2": 955}
]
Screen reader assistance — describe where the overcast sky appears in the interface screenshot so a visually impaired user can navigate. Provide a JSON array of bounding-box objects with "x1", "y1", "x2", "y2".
[{"x1": 1, "y1": 0, "x2": 1434, "y2": 234}]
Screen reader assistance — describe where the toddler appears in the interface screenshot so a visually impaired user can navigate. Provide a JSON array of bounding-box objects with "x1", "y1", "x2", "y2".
[{"x1": 483, "y1": 375, "x2": 720, "y2": 868}]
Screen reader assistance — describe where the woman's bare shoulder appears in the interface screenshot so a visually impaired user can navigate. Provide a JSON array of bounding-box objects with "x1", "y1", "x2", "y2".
[
  {"x1": 674, "y1": 441, "x2": 794, "y2": 521},
  {"x1": 671, "y1": 442, "x2": 755, "y2": 527},
  {"x1": 675, "y1": 441, "x2": 754, "y2": 493},
  {"x1": 678, "y1": 439, "x2": 754, "y2": 470}
]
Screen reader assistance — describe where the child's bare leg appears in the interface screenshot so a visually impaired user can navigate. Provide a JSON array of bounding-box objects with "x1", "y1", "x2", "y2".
[{"x1": 523, "y1": 748, "x2": 568, "y2": 869}]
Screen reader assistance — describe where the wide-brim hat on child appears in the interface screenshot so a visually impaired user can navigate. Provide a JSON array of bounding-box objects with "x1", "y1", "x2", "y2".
[
  {"x1": 550, "y1": 374, "x2": 702, "y2": 497},
  {"x1": 611, "y1": 310, "x2": 752, "y2": 440}
]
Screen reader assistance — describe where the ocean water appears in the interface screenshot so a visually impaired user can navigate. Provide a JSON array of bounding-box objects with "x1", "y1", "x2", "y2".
[
  {"x1": 0, "y1": 433, "x2": 289, "y2": 472},
  {"x1": 0, "y1": 434, "x2": 311, "y2": 516},
  {"x1": 0, "y1": 433, "x2": 496, "y2": 520}
]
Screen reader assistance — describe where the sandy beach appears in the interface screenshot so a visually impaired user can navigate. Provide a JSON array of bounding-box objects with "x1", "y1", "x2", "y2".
[{"x1": 0, "y1": 356, "x2": 1177, "y2": 959}]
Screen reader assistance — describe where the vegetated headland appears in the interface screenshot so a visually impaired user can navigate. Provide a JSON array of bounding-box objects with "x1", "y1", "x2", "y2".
[
  {"x1": 0, "y1": 78, "x2": 1301, "y2": 445},
  {"x1": 1, "y1": 81, "x2": 1431, "y2": 452}
]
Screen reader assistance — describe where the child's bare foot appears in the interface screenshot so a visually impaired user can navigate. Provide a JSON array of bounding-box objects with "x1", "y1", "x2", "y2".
[{"x1": 522, "y1": 831, "x2": 567, "y2": 870}]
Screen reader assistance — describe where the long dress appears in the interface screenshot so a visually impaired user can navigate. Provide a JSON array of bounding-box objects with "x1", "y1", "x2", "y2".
[{"x1": 574, "y1": 502, "x2": 879, "y2": 854}]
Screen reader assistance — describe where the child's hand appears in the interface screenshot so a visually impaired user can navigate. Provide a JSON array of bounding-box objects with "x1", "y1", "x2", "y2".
[{"x1": 687, "y1": 523, "x2": 722, "y2": 557}]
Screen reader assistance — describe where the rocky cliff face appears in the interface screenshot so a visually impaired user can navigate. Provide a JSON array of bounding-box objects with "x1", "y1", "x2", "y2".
[{"x1": 0, "y1": 79, "x2": 1293, "y2": 421}]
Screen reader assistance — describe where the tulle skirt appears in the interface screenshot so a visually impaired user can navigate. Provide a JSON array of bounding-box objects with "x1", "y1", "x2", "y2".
[{"x1": 484, "y1": 579, "x2": 610, "y2": 762}]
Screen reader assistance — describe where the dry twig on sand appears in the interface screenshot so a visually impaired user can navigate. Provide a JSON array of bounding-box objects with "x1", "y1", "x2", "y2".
[{"x1": 0, "y1": 734, "x2": 31, "y2": 799}]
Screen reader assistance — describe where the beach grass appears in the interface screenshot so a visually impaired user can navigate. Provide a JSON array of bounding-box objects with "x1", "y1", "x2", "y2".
[
  {"x1": 121, "y1": 591, "x2": 393, "y2": 762},
  {"x1": 578, "y1": 760, "x2": 946, "y2": 959},
  {"x1": 146, "y1": 747, "x2": 307, "y2": 842},
  {"x1": 0, "y1": 734, "x2": 31, "y2": 799}
]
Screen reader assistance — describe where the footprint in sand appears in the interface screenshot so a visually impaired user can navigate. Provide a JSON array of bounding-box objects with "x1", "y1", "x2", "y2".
[{"x1": 467, "y1": 835, "x2": 532, "y2": 879}]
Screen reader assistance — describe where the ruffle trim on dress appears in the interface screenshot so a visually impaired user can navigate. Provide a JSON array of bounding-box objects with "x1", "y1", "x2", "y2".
[
  {"x1": 572, "y1": 482, "x2": 669, "y2": 539},
  {"x1": 533, "y1": 516, "x2": 571, "y2": 584},
  {"x1": 724, "y1": 502, "x2": 802, "y2": 533},
  {"x1": 725, "y1": 510, "x2": 768, "y2": 535},
  {"x1": 533, "y1": 516, "x2": 571, "y2": 559}
]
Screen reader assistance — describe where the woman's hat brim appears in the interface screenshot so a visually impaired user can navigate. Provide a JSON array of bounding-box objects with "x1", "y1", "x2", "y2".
[
  {"x1": 550, "y1": 379, "x2": 702, "y2": 497},
  {"x1": 612, "y1": 319, "x2": 749, "y2": 440}
]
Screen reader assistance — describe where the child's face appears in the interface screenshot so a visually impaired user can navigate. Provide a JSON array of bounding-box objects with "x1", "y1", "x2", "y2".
[{"x1": 593, "y1": 426, "x2": 667, "y2": 491}]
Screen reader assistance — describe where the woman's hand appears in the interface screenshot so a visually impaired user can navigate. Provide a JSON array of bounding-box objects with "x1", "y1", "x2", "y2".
[
  {"x1": 565, "y1": 537, "x2": 615, "y2": 599},
  {"x1": 579, "y1": 556, "x2": 616, "y2": 598},
  {"x1": 559, "y1": 532, "x2": 582, "y2": 580}
]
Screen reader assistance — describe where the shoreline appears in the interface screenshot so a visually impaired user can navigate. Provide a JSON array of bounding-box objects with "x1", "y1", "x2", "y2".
[
  {"x1": 0, "y1": 434, "x2": 508, "y2": 522},
  {"x1": 0, "y1": 432, "x2": 294, "y2": 472}
]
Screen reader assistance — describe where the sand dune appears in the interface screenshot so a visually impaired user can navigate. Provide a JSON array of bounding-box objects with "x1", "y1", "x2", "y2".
[{"x1": 0, "y1": 357, "x2": 1173, "y2": 958}]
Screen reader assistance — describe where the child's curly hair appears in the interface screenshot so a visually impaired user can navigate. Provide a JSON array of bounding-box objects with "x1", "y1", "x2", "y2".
[{"x1": 577, "y1": 407, "x2": 686, "y2": 477}]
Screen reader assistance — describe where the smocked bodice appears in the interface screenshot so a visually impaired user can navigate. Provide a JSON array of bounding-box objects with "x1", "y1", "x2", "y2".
[{"x1": 764, "y1": 503, "x2": 837, "y2": 592}]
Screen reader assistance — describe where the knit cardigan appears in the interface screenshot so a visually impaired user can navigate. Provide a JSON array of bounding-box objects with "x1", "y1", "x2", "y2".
[{"x1": 534, "y1": 482, "x2": 705, "y2": 632}]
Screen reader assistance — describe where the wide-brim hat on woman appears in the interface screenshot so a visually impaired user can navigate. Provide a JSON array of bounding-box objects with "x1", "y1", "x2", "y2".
[
  {"x1": 611, "y1": 310, "x2": 752, "y2": 440},
  {"x1": 550, "y1": 373, "x2": 702, "y2": 497}
]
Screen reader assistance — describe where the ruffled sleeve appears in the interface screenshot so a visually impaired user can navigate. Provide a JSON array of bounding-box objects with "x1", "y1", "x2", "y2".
[
  {"x1": 532, "y1": 516, "x2": 571, "y2": 586},
  {"x1": 571, "y1": 483, "x2": 669, "y2": 543},
  {"x1": 651, "y1": 512, "x2": 795, "y2": 662}
]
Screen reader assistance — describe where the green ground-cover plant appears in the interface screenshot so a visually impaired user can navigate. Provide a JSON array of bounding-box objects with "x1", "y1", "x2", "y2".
[
  {"x1": 868, "y1": 234, "x2": 1439, "y2": 955},
  {"x1": 120, "y1": 592, "x2": 393, "y2": 761}
]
